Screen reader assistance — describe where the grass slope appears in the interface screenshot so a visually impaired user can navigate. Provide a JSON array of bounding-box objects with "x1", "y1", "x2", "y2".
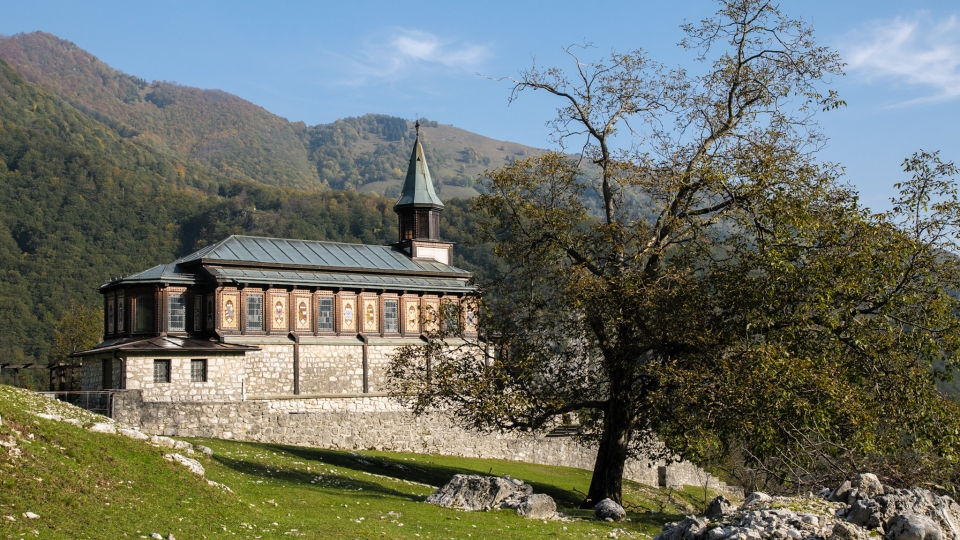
[{"x1": 0, "y1": 385, "x2": 721, "y2": 539}]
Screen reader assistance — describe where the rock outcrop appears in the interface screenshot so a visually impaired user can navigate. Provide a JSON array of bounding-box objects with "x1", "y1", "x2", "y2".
[
  {"x1": 655, "y1": 474, "x2": 960, "y2": 540},
  {"x1": 426, "y1": 474, "x2": 558, "y2": 519}
]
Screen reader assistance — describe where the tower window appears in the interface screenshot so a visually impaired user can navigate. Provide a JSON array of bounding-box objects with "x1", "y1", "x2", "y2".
[
  {"x1": 168, "y1": 294, "x2": 186, "y2": 331},
  {"x1": 135, "y1": 294, "x2": 155, "y2": 333}
]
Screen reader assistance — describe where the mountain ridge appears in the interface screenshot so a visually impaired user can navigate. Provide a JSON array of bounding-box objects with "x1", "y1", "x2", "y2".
[{"x1": 0, "y1": 31, "x2": 545, "y2": 198}]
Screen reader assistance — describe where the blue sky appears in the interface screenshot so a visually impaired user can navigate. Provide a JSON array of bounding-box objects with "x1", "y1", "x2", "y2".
[{"x1": 2, "y1": 0, "x2": 959, "y2": 210}]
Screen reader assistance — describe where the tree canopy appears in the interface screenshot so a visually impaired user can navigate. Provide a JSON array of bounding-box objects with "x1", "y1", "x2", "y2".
[{"x1": 388, "y1": 0, "x2": 960, "y2": 503}]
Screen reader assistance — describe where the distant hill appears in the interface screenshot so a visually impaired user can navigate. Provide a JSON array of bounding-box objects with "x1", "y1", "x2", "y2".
[{"x1": 0, "y1": 32, "x2": 544, "y2": 198}]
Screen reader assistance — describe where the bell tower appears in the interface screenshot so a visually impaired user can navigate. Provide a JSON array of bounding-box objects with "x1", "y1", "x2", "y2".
[{"x1": 394, "y1": 121, "x2": 453, "y2": 264}]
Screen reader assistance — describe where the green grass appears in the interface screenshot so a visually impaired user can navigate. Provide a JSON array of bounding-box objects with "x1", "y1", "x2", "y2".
[{"x1": 0, "y1": 385, "x2": 713, "y2": 539}]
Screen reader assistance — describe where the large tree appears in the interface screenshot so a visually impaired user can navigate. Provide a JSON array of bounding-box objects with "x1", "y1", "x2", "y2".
[{"x1": 390, "y1": 0, "x2": 960, "y2": 504}]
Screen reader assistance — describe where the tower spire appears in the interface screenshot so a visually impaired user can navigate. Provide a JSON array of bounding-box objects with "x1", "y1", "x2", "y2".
[{"x1": 394, "y1": 131, "x2": 445, "y2": 248}]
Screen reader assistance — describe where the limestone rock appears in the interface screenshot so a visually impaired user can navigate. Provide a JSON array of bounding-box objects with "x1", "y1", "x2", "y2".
[
  {"x1": 655, "y1": 516, "x2": 708, "y2": 540},
  {"x1": 425, "y1": 475, "x2": 522, "y2": 511},
  {"x1": 514, "y1": 493, "x2": 557, "y2": 520},
  {"x1": 22, "y1": 512, "x2": 39, "y2": 519},
  {"x1": 887, "y1": 513, "x2": 943, "y2": 540},
  {"x1": 150, "y1": 435, "x2": 176, "y2": 448},
  {"x1": 743, "y1": 492, "x2": 772, "y2": 506},
  {"x1": 829, "y1": 481, "x2": 853, "y2": 504},
  {"x1": 172, "y1": 440, "x2": 193, "y2": 451},
  {"x1": 851, "y1": 473, "x2": 884, "y2": 499},
  {"x1": 196, "y1": 445, "x2": 214, "y2": 457},
  {"x1": 164, "y1": 453, "x2": 205, "y2": 476},
  {"x1": 88, "y1": 422, "x2": 116, "y2": 434},
  {"x1": 876, "y1": 488, "x2": 960, "y2": 538},
  {"x1": 705, "y1": 495, "x2": 734, "y2": 520},
  {"x1": 594, "y1": 498, "x2": 626, "y2": 522},
  {"x1": 118, "y1": 428, "x2": 149, "y2": 440},
  {"x1": 846, "y1": 498, "x2": 881, "y2": 530},
  {"x1": 829, "y1": 521, "x2": 866, "y2": 540}
]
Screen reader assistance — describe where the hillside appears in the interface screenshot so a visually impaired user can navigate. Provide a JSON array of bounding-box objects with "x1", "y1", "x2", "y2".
[
  {"x1": 0, "y1": 384, "x2": 705, "y2": 538},
  {"x1": 0, "y1": 32, "x2": 544, "y2": 198},
  {"x1": 0, "y1": 56, "x2": 493, "y2": 375}
]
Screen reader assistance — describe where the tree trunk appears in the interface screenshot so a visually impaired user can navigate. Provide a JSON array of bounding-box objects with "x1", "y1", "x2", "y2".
[{"x1": 582, "y1": 398, "x2": 633, "y2": 507}]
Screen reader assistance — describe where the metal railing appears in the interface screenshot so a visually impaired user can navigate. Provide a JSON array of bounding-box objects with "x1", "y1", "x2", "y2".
[{"x1": 37, "y1": 391, "x2": 114, "y2": 418}]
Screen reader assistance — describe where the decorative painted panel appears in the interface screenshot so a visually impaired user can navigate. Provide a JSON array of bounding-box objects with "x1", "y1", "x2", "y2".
[
  {"x1": 463, "y1": 298, "x2": 479, "y2": 334},
  {"x1": 422, "y1": 298, "x2": 440, "y2": 333},
  {"x1": 295, "y1": 295, "x2": 311, "y2": 331},
  {"x1": 221, "y1": 293, "x2": 239, "y2": 330},
  {"x1": 339, "y1": 295, "x2": 357, "y2": 333},
  {"x1": 402, "y1": 296, "x2": 420, "y2": 334},
  {"x1": 362, "y1": 295, "x2": 378, "y2": 334},
  {"x1": 270, "y1": 295, "x2": 288, "y2": 332}
]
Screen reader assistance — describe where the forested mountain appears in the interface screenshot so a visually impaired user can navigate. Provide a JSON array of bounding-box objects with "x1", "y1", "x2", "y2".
[
  {"x1": 0, "y1": 55, "x2": 491, "y2": 378},
  {"x1": 0, "y1": 32, "x2": 542, "y2": 198}
]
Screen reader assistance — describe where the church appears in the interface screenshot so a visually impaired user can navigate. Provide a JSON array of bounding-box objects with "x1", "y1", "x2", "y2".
[
  {"x1": 72, "y1": 132, "x2": 720, "y2": 491},
  {"x1": 77, "y1": 130, "x2": 476, "y2": 402}
]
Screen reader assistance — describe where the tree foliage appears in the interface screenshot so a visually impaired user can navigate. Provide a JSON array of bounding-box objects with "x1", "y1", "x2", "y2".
[{"x1": 389, "y1": 0, "x2": 960, "y2": 503}]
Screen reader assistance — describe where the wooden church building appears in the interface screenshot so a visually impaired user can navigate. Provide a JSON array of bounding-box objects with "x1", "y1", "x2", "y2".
[{"x1": 76, "y1": 132, "x2": 476, "y2": 403}]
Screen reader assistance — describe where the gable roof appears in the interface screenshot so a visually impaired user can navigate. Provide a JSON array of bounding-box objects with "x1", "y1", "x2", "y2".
[{"x1": 394, "y1": 136, "x2": 444, "y2": 208}]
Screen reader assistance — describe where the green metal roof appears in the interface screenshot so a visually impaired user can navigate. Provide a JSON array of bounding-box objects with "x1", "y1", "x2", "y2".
[
  {"x1": 100, "y1": 262, "x2": 197, "y2": 289},
  {"x1": 208, "y1": 267, "x2": 472, "y2": 293},
  {"x1": 394, "y1": 136, "x2": 444, "y2": 208},
  {"x1": 176, "y1": 235, "x2": 468, "y2": 276}
]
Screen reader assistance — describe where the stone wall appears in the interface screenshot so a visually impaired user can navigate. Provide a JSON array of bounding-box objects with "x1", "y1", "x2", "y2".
[{"x1": 112, "y1": 390, "x2": 732, "y2": 491}]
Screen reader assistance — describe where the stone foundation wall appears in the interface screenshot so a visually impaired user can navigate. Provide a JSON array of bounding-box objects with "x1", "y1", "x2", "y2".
[{"x1": 112, "y1": 390, "x2": 732, "y2": 491}]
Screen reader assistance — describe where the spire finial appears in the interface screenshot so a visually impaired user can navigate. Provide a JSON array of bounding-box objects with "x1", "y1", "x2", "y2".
[{"x1": 415, "y1": 118, "x2": 420, "y2": 137}]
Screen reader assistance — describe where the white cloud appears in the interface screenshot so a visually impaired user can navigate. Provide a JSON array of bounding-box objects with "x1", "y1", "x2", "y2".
[
  {"x1": 843, "y1": 14, "x2": 960, "y2": 104},
  {"x1": 329, "y1": 29, "x2": 490, "y2": 85}
]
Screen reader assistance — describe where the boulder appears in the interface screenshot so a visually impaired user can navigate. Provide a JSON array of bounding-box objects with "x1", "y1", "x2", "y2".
[
  {"x1": 829, "y1": 481, "x2": 853, "y2": 504},
  {"x1": 88, "y1": 422, "x2": 116, "y2": 434},
  {"x1": 514, "y1": 493, "x2": 557, "y2": 520},
  {"x1": 118, "y1": 428, "x2": 149, "y2": 440},
  {"x1": 594, "y1": 498, "x2": 627, "y2": 522},
  {"x1": 164, "y1": 453, "x2": 204, "y2": 476},
  {"x1": 150, "y1": 435, "x2": 177, "y2": 448},
  {"x1": 876, "y1": 488, "x2": 960, "y2": 538},
  {"x1": 851, "y1": 473, "x2": 884, "y2": 499},
  {"x1": 846, "y1": 498, "x2": 882, "y2": 530},
  {"x1": 829, "y1": 521, "x2": 867, "y2": 540},
  {"x1": 425, "y1": 475, "x2": 525, "y2": 511},
  {"x1": 654, "y1": 516, "x2": 708, "y2": 540},
  {"x1": 196, "y1": 445, "x2": 214, "y2": 457},
  {"x1": 887, "y1": 513, "x2": 944, "y2": 540},
  {"x1": 743, "y1": 492, "x2": 772, "y2": 506},
  {"x1": 705, "y1": 495, "x2": 733, "y2": 520}
]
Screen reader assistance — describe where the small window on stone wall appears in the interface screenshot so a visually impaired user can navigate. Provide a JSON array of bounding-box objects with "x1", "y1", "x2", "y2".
[
  {"x1": 246, "y1": 294, "x2": 263, "y2": 331},
  {"x1": 190, "y1": 359, "x2": 207, "y2": 382},
  {"x1": 318, "y1": 297, "x2": 334, "y2": 332},
  {"x1": 384, "y1": 299, "x2": 399, "y2": 332},
  {"x1": 153, "y1": 359, "x2": 171, "y2": 383},
  {"x1": 168, "y1": 293, "x2": 186, "y2": 331}
]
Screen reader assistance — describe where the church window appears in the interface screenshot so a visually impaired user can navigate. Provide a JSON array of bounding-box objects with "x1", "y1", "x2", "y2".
[
  {"x1": 318, "y1": 297, "x2": 334, "y2": 331},
  {"x1": 168, "y1": 294, "x2": 186, "y2": 331},
  {"x1": 190, "y1": 359, "x2": 207, "y2": 382},
  {"x1": 153, "y1": 359, "x2": 171, "y2": 383},
  {"x1": 384, "y1": 299, "x2": 399, "y2": 332},
  {"x1": 444, "y1": 302, "x2": 459, "y2": 333},
  {"x1": 135, "y1": 294, "x2": 155, "y2": 333},
  {"x1": 246, "y1": 294, "x2": 263, "y2": 331},
  {"x1": 117, "y1": 294, "x2": 125, "y2": 332}
]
